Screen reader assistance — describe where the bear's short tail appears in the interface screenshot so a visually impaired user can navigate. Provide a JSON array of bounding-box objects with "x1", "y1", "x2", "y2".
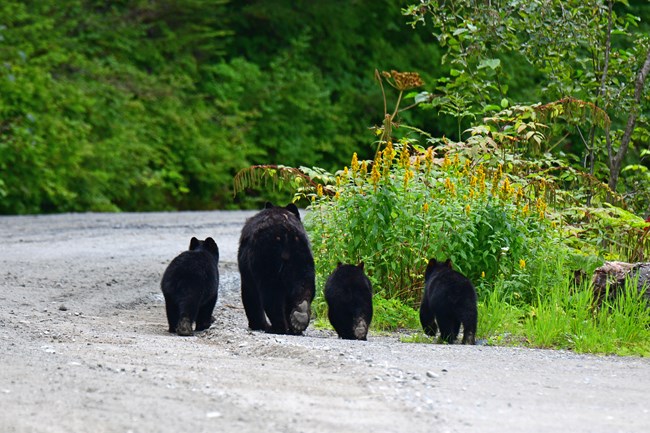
[{"x1": 353, "y1": 317, "x2": 368, "y2": 340}]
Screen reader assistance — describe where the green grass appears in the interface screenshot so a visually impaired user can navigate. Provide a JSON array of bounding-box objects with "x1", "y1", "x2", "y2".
[{"x1": 390, "y1": 277, "x2": 650, "y2": 356}]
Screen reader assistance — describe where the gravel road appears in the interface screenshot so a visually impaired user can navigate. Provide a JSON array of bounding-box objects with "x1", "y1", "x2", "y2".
[{"x1": 1, "y1": 211, "x2": 649, "y2": 433}]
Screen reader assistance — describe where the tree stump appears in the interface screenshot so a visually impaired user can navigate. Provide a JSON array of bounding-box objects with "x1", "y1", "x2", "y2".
[{"x1": 591, "y1": 261, "x2": 650, "y2": 306}]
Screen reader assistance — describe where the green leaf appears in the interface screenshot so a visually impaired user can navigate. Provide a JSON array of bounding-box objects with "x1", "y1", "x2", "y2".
[
  {"x1": 414, "y1": 92, "x2": 432, "y2": 104},
  {"x1": 478, "y1": 58, "x2": 501, "y2": 70}
]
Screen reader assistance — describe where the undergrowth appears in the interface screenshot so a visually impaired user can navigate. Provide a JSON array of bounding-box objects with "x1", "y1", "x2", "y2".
[{"x1": 234, "y1": 92, "x2": 650, "y2": 356}]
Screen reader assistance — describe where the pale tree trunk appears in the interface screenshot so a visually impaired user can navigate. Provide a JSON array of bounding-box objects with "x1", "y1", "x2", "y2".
[{"x1": 606, "y1": 49, "x2": 650, "y2": 198}]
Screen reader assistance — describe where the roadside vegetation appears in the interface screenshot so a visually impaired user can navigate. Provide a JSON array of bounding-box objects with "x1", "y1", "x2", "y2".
[{"x1": 236, "y1": 1, "x2": 650, "y2": 356}]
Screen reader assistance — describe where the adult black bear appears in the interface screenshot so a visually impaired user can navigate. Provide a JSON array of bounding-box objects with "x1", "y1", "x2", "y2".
[
  {"x1": 161, "y1": 237, "x2": 220, "y2": 336},
  {"x1": 238, "y1": 202, "x2": 315, "y2": 335},
  {"x1": 419, "y1": 258, "x2": 477, "y2": 344},
  {"x1": 324, "y1": 262, "x2": 373, "y2": 340}
]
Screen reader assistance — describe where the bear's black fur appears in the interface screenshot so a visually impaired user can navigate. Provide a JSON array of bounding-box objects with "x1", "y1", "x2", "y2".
[
  {"x1": 237, "y1": 202, "x2": 315, "y2": 335},
  {"x1": 161, "y1": 237, "x2": 220, "y2": 336},
  {"x1": 419, "y1": 258, "x2": 477, "y2": 344},
  {"x1": 324, "y1": 262, "x2": 373, "y2": 340}
]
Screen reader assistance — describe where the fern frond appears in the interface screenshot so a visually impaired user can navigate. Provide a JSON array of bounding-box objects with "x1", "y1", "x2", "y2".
[{"x1": 233, "y1": 164, "x2": 335, "y2": 197}]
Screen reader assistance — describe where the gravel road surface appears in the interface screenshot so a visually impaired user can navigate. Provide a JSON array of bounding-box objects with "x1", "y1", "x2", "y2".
[{"x1": 1, "y1": 211, "x2": 649, "y2": 433}]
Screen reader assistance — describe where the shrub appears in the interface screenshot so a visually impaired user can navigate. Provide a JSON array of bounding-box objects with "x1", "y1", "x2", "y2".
[{"x1": 305, "y1": 140, "x2": 569, "y2": 309}]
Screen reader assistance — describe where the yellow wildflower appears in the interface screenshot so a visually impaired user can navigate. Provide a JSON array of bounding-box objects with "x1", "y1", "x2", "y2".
[
  {"x1": 414, "y1": 156, "x2": 421, "y2": 171},
  {"x1": 477, "y1": 166, "x2": 487, "y2": 194},
  {"x1": 444, "y1": 178, "x2": 456, "y2": 195},
  {"x1": 519, "y1": 259, "x2": 526, "y2": 269},
  {"x1": 463, "y1": 159, "x2": 471, "y2": 175},
  {"x1": 515, "y1": 186, "x2": 524, "y2": 205},
  {"x1": 442, "y1": 154, "x2": 451, "y2": 169},
  {"x1": 385, "y1": 141, "x2": 395, "y2": 160},
  {"x1": 351, "y1": 152, "x2": 359, "y2": 173},
  {"x1": 500, "y1": 177, "x2": 512, "y2": 200},
  {"x1": 400, "y1": 146, "x2": 411, "y2": 168},
  {"x1": 370, "y1": 164, "x2": 381, "y2": 188},
  {"x1": 403, "y1": 169, "x2": 413, "y2": 188},
  {"x1": 425, "y1": 147, "x2": 434, "y2": 164}
]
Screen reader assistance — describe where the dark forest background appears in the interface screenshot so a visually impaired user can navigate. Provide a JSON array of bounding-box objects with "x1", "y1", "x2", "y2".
[{"x1": 1, "y1": 0, "x2": 648, "y2": 214}]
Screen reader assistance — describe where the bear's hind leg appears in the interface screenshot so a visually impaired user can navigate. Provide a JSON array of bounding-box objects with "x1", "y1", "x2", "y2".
[
  {"x1": 419, "y1": 303, "x2": 438, "y2": 337},
  {"x1": 352, "y1": 316, "x2": 368, "y2": 341},
  {"x1": 263, "y1": 289, "x2": 289, "y2": 334},
  {"x1": 176, "y1": 317, "x2": 193, "y2": 336},
  {"x1": 176, "y1": 294, "x2": 201, "y2": 336},
  {"x1": 164, "y1": 295, "x2": 179, "y2": 334},
  {"x1": 461, "y1": 308, "x2": 478, "y2": 345},
  {"x1": 195, "y1": 294, "x2": 218, "y2": 332},
  {"x1": 289, "y1": 300, "x2": 310, "y2": 335},
  {"x1": 241, "y1": 276, "x2": 269, "y2": 331},
  {"x1": 437, "y1": 312, "x2": 459, "y2": 344}
]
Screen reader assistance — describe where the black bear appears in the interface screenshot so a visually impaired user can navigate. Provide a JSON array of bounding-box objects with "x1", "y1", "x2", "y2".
[
  {"x1": 324, "y1": 262, "x2": 373, "y2": 340},
  {"x1": 161, "y1": 237, "x2": 220, "y2": 336},
  {"x1": 419, "y1": 258, "x2": 477, "y2": 344},
  {"x1": 238, "y1": 202, "x2": 315, "y2": 335}
]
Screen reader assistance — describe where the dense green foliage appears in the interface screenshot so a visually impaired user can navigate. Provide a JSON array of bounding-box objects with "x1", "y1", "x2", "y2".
[
  {"x1": 306, "y1": 142, "x2": 563, "y2": 305},
  {"x1": 5, "y1": 0, "x2": 645, "y2": 215},
  {"x1": 0, "y1": 0, "x2": 441, "y2": 213},
  {"x1": 405, "y1": 0, "x2": 650, "y2": 205},
  {"x1": 0, "y1": 0, "x2": 240, "y2": 212}
]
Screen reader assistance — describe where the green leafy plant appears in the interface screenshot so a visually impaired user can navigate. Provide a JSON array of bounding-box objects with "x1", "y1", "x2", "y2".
[
  {"x1": 306, "y1": 137, "x2": 569, "y2": 308},
  {"x1": 405, "y1": 0, "x2": 650, "y2": 210}
]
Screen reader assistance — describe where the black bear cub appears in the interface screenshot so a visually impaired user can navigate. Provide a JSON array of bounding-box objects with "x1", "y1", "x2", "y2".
[
  {"x1": 238, "y1": 202, "x2": 315, "y2": 335},
  {"x1": 161, "y1": 237, "x2": 220, "y2": 336},
  {"x1": 324, "y1": 262, "x2": 373, "y2": 340},
  {"x1": 419, "y1": 258, "x2": 477, "y2": 345}
]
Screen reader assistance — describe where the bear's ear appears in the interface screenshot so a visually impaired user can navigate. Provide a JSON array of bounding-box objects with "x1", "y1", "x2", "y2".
[
  {"x1": 264, "y1": 202, "x2": 275, "y2": 209},
  {"x1": 445, "y1": 258, "x2": 453, "y2": 269},
  {"x1": 337, "y1": 262, "x2": 343, "y2": 268},
  {"x1": 204, "y1": 237, "x2": 219, "y2": 255},
  {"x1": 189, "y1": 237, "x2": 200, "y2": 250},
  {"x1": 285, "y1": 203, "x2": 301, "y2": 220},
  {"x1": 357, "y1": 261, "x2": 365, "y2": 270}
]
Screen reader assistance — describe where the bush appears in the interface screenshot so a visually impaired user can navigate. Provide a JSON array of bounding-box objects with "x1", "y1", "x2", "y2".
[{"x1": 305, "y1": 140, "x2": 569, "y2": 308}]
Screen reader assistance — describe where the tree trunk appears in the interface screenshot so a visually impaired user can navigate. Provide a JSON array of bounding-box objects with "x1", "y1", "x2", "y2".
[{"x1": 606, "y1": 49, "x2": 650, "y2": 197}]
